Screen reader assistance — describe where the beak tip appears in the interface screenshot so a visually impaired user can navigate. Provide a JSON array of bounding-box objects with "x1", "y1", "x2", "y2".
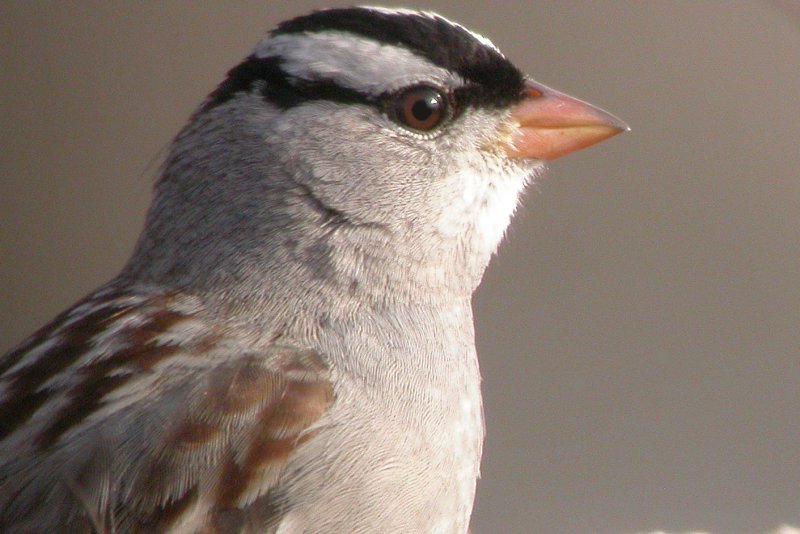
[
  {"x1": 593, "y1": 109, "x2": 630, "y2": 135},
  {"x1": 615, "y1": 120, "x2": 631, "y2": 134}
]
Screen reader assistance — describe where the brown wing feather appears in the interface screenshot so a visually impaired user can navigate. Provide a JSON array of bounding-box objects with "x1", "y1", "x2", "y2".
[
  {"x1": 0, "y1": 287, "x2": 334, "y2": 533},
  {"x1": 132, "y1": 348, "x2": 333, "y2": 532}
]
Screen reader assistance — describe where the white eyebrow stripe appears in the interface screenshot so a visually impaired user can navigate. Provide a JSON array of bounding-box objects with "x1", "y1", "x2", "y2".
[{"x1": 253, "y1": 31, "x2": 466, "y2": 96}]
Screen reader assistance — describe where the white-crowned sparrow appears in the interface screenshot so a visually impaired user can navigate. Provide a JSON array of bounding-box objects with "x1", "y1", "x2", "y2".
[{"x1": 0, "y1": 7, "x2": 626, "y2": 533}]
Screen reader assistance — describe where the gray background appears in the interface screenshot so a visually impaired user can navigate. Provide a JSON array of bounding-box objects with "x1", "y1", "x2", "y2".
[{"x1": 1, "y1": 2, "x2": 799, "y2": 533}]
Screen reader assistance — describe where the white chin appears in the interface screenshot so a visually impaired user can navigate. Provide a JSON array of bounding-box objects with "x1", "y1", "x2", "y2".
[{"x1": 439, "y1": 161, "x2": 544, "y2": 259}]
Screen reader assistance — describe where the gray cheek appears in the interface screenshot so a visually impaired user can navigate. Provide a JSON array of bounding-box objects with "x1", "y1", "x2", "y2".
[{"x1": 267, "y1": 106, "x2": 436, "y2": 221}]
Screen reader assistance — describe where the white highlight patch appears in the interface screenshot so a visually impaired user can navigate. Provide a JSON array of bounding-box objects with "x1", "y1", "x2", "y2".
[
  {"x1": 63, "y1": 293, "x2": 146, "y2": 327},
  {"x1": 150, "y1": 317, "x2": 207, "y2": 348},
  {"x1": 2, "y1": 334, "x2": 61, "y2": 378},
  {"x1": 437, "y1": 158, "x2": 542, "y2": 259},
  {"x1": 89, "y1": 311, "x2": 148, "y2": 344},
  {"x1": 255, "y1": 31, "x2": 465, "y2": 96},
  {"x1": 87, "y1": 371, "x2": 162, "y2": 419}
]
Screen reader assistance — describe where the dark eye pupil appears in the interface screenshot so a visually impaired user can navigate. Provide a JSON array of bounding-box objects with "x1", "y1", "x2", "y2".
[
  {"x1": 390, "y1": 85, "x2": 449, "y2": 132},
  {"x1": 412, "y1": 96, "x2": 437, "y2": 121}
]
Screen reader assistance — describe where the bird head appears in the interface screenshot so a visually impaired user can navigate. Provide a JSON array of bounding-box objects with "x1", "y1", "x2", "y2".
[{"x1": 125, "y1": 7, "x2": 626, "y2": 304}]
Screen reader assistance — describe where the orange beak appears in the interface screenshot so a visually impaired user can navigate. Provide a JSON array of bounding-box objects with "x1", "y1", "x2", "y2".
[{"x1": 504, "y1": 80, "x2": 629, "y2": 160}]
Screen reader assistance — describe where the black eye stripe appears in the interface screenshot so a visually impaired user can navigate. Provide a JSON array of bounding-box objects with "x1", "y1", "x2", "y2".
[
  {"x1": 201, "y1": 56, "x2": 377, "y2": 112},
  {"x1": 201, "y1": 54, "x2": 503, "y2": 122}
]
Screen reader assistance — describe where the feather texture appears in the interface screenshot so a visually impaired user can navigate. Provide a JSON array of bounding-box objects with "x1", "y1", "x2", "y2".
[
  {"x1": 0, "y1": 286, "x2": 332, "y2": 532},
  {"x1": 0, "y1": 5, "x2": 626, "y2": 532}
]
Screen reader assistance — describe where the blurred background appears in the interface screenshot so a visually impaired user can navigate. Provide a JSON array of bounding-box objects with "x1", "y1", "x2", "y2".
[{"x1": 1, "y1": 1, "x2": 799, "y2": 532}]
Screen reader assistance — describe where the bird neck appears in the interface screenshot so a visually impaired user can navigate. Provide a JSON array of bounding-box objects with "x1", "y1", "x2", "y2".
[{"x1": 121, "y1": 181, "x2": 486, "y2": 322}]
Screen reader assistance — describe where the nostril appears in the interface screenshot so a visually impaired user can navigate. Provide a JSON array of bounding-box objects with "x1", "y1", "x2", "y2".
[{"x1": 523, "y1": 87, "x2": 543, "y2": 99}]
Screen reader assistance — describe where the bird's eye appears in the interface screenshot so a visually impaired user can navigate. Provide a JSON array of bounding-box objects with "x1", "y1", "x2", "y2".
[{"x1": 389, "y1": 85, "x2": 450, "y2": 132}]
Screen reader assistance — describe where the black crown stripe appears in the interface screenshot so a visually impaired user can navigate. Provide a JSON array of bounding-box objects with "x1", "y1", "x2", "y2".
[
  {"x1": 273, "y1": 8, "x2": 525, "y2": 105},
  {"x1": 202, "y1": 8, "x2": 526, "y2": 113}
]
